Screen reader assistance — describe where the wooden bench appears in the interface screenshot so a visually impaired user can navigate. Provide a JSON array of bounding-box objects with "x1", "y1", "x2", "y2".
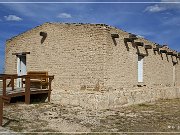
[
  {"x1": 22, "y1": 71, "x2": 48, "y2": 89},
  {"x1": 0, "y1": 74, "x2": 54, "y2": 126}
]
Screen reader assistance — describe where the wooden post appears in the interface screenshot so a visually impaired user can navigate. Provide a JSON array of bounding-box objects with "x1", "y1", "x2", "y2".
[
  {"x1": 48, "y1": 76, "x2": 54, "y2": 102},
  {"x1": 25, "y1": 76, "x2": 30, "y2": 104},
  {"x1": 2, "y1": 76, "x2": 6, "y2": 96},
  {"x1": 0, "y1": 96, "x2": 10, "y2": 127},
  {"x1": 0, "y1": 97, "x2": 3, "y2": 126},
  {"x1": 48, "y1": 77, "x2": 52, "y2": 102},
  {"x1": 11, "y1": 76, "x2": 14, "y2": 91}
]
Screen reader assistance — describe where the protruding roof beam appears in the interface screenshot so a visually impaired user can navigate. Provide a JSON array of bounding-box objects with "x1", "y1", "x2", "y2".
[
  {"x1": 129, "y1": 34, "x2": 138, "y2": 40},
  {"x1": 111, "y1": 34, "x2": 119, "y2": 38},
  {"x1": 144, "y1": 45, "x2": 152, "y2": 49},
  {"x1": 178, "y1": 52, "x2": 180, "y2": 58},
  {"x1": 124, "y1": 34, "x2": 138, "y2": 42},
  {"x1": 40, "y1": 31, "x2": 47, "y2": 37},
  {"x1": 166, "y1": 52, "x2": 174, "y2": 55},
  {"x1": 134, "y1": 42, "x2": 144, "y2": 47},
  {"x1": 160, "y1": 50, "x2": 167, "y2": 54},
  {"x1": 153, "y1": 44, "x2": 162, "y2": 52}
]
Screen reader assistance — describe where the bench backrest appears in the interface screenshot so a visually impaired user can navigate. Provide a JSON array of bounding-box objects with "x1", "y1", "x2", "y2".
[{"x1": 27, "y1": 71, "x2": 48, "y2": 82}]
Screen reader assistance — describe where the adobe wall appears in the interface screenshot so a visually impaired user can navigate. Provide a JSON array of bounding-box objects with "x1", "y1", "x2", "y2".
[
  {"x1": 5, "y1": 23, "x2": 180, "y2": 109},
  {"x1": 176, "y1": 64, "x2": 180, "y2": 86},
  {"x1": 104, "y1": 26, "x2": 179, "y2": 90},
  {"x1": 5, "y1": 23, "x2": 108, "y2": 90},
  {"x1": 104, "y1": 28, "x2": 138, "y2": 89}
]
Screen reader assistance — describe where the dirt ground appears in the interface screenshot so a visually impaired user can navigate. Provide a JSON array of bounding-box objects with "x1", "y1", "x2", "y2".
[{"x1": 0, "y1": 97, "x2": 179, "y2": 134}]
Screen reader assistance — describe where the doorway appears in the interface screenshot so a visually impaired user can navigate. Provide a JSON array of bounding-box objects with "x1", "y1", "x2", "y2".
[
  {"x1": 173, "y1": 63, "x2": 176, "y2": 86},
  {"x1": 17, "y1": 55, "x2": 26, "y2": 87},
  {"x1": 138, "y1": 55, "x2": 144, "y2": 83}
]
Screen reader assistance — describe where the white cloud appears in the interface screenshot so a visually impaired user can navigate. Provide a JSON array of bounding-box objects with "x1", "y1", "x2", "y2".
[
  {"x1": 137, "y1": 35, "x2": 145, "y2": 38},
  {"x1": 4, "y1": 15, "x2": 22, "y2": 21},
  {"x1": 127, "y1": 29, "x2": 154, "y2": 38},
  {"x1": 145, "y1": 4, "x2": 166, "y2": 12},
  {"x1": 57, "y1": 13, "x2": 72, "y2": 18},
  {"x1": 145, "y1": 0, "x2": 180, "y2": 13},
  {"x1": 161, "y1": 0, "x2": 180, "y2": 2}
]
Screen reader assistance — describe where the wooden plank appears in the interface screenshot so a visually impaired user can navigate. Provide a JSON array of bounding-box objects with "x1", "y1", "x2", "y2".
[
  {"x1": 25, "y1": 77, "x2": 30, "y2": 104},
  {"x1": 12, "y1": 52, "x2": 30, "y2": 55},
  {"x1": 129, "y1": 34, "x2": 138, "y2": 39},
  {"x1": 124, "y1": 38, "x2": 133, "y2": 42},
  {"x1": 2, "y1": 77, "x2": 6, "y2": 96},
  {"x1": 0, "y1": 96, "x2": 11, "y2": 126},
  {"x1": 144, "y1": 45, "x2": 152, "y2": 49},
  {"x1": 31, "y1": 90, "x2": 49, "y2": 94},
  {"x1": 0, "y1": 97, "x2": 3, "y2": 126},
  {"x1": 0, "y1": 74, "x2": 54, "y2": 104},
  {"x1": 135, "y1": 42, "x2": 144, "y2": 47},
  {"x1": 160, "y1": 50, "x2": 167, "y2": 54},
  {"x1": 111, "y1": 34, "x2": 119, "y2": 38},
  {"x1": 11, "y1": 77, "x2": 14, "y2": 91},
  {"x1": 153, "y1": 48, "x2": 159, "y2": 51},
  {"x1": 8, "y1": 92, "x2": 25, "y2": 98},
  {"x1": 26, "y1": 71, "x2": 49, "y2": 89},
  {"x1": 48, "y1": 78, "x2": 52, "y2": 102},
  {"x1": 166, "y1": 52, "x2": 173, "y2": 55},
  {"x1": 2, "y1": 96, "x2": 10, "y2": 103}
]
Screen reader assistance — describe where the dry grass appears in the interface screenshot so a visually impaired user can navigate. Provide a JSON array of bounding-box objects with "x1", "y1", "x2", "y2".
[{"x1": 1, "y1": 98, "x2": 180, "y2": 133}]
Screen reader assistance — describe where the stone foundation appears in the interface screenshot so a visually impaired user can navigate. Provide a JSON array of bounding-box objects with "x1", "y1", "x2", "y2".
[{"x1": 51, "y1": 87, "x2": 180, "y2": 110}]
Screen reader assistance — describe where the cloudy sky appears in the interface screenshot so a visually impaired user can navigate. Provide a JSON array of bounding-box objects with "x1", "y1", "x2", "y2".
[{"x1": 0, "y1": 0, "x2": 180, "y2": 73}]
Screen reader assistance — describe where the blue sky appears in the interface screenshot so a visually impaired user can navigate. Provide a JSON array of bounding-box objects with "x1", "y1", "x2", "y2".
[{"x1": 0, "y1": 0, "x2": 180, "y2": 73}]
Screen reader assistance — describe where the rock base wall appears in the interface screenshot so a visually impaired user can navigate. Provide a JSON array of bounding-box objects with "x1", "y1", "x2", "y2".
[{"x1": 51, "y1": 87, "x2": 180, "y2": 110}]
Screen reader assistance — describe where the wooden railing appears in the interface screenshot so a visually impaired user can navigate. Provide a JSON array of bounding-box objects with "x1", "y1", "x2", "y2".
[
  {"x1": 0, "y1": 74, "x2": 54, "y2": 126},
  {"x1": 19, "y1": 75, "x2": 54, "y2": 104},
  {"x1": 0, "y1": 74, "x2": 17, "y2": 96}
]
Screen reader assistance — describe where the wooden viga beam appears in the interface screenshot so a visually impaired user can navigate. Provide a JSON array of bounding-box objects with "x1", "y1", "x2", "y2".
[
  {"x1": 134, "y1": 42, "x2": 144, "y2": 47},
  {"x1": 170, "y1": 52, "x2": 178, "y2": 57},
  {"x1": 144, "y1": 45, "x2": 152, "y2": 49},
  {"x1": 129, "y1": 34, "x2": 138, "y2": 39},
  {"x1": 40, "y1": 31, "x2": 47, "y2": 37},
  {"x1": 166, "y1": 51, "x2": 174, "y2": 55},
  {"x1": 111, "y1": 34, "x2": 119, "y2": 38},
  {"x1": 153, "y1": 44, "x2": 162, "y2": 52},
  {"x1": 178, "y1": 52, "x2": 180, "y2": 56},
  {"x1": 124, "y1": 34, "x2": 138, "y2": 42},
  {"x1": 160, "y1": 49, "x2": 167, "y2": 54},
  {"x1": 177, "y1": 53, "x2": 180, "y2": 58},
  {"x1": 124, "y1": 38, "x2": 133, "y2": 42},
  {"x1": 153, "y1": 48, "x2": 159, "y2": 51}
]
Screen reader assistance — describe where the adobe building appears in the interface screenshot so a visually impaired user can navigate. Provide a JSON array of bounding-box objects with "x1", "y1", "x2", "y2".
[{"x1": 5, "y1": 22, "x2": 180, "y2": 109}]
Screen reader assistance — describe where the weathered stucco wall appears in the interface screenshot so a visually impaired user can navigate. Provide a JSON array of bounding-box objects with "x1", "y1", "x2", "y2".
[
  {"x1": 104, "y1": 28, "x2": 138, "y2": 89},
  {"x1": 176, "y1": 64, "x2": 180, "y2": 87},
  {"x1": 5, "y1": 22, "x2": 180, "y2": 109},
  {"x1": 5, "y1": 23, "x2": 108, "y2": 90},
  {"x1": 104, "y1": 27, "x2": 178, "y2": 90}
]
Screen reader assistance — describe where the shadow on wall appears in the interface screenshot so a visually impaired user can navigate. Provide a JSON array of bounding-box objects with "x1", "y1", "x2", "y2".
[{"x1": 123, "y1": 34, "x2": 180, "y2": 63}]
